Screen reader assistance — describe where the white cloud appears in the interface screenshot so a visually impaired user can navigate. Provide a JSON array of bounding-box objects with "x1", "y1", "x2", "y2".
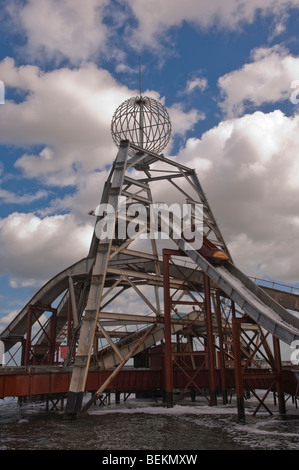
[
  {"x1": 168, "y1": 103, "x2": 205, "y2": 137},
  {"x1": 126, "y1": 0, "x2": 299, "y2": 49},
  {"x1": 0, "y1": 187, "x2": 48, "y2": 204},
  {"x1": 0, "y1": 212, "x2": 93, "y2": 282},
  {"x1": 9, "y1": 278, "x2": 42, "y2": 289},
  {"x1": 218, "y1": 45, "x2": 299, "y2": 117},
  {"x1": 41, "y1": 170, "x2": 110, "y2": 223},
  {"x1": 7, "y1": 0, "x2": 111, "y2": 65},
  {"x1": 185, "y1": 77, "x2": 208, "y2": 93},
  {"x1": 0, "y1": 310, "x2": 19, "y2": 330},
  {"x1": 6, "y1": 0, "x2": 299, "y2": 63},
  {"x1": 177, "y1": 109, "x2": 299, "y2": 283},
  {"x1": 0, "y1": 58, "x2": 133, "y2": 185}
]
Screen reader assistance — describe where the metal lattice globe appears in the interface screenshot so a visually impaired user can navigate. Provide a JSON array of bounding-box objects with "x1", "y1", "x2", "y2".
[{"x1": 111, "y1": 96, "x2": 172, "y2": 154}]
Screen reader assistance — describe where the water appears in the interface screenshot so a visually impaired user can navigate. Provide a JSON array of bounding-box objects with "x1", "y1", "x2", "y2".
[{"x1": 1, "y1": 395, "x2": 299, "y2": 451}]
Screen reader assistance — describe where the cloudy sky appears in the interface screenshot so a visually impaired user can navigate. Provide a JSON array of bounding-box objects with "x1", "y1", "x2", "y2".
[{"x1": 1, "y1": 0, "x2": 299, "y2": 329}]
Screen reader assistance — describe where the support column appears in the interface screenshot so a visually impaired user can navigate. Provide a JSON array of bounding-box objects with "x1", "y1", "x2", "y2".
[
  {"x1": 49, "y1": 309, "x2": 57, "y2": 364},
  {"x1": 204, "y1": 274, "x2": 217, "y2": 406},
  {"x1": 67, "y1": 290, "x2": 73, "y2": 349},
  {"x1": 232, "y1": 310, "x2": 245, "y2": 421},
  {"x1": 216, "y1": 291, "x2": 227, "y2": 404},
  {"x1": 24, "y1": 306, "x2": 33, "y2": 366},
  {"x1": 65, "y1": 141, "x2": 130, "y2": 417},
  {"x1": 163, "y1": 250, "x2": 173, "y2": 407},
  {"x1": 273, "y1": 336, "x2": 286, "y2": 415}
]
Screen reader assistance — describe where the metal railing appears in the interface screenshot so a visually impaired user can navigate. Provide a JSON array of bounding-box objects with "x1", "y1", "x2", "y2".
[{"x1": 250, "y1": 277, "x2": 299, "y2": 296}]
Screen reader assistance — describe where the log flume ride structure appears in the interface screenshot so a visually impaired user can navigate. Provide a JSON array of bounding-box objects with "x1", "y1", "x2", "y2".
[{"x1": 1, "y1": 96, "x2": 299, "y2": 421}]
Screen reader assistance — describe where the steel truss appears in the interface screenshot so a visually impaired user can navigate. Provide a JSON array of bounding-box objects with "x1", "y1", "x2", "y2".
[
  {"x1": 162, "y1": 248, "x2": 287, "y2": 420},
  {"x1": 65, "y1": 139, "x2": 229, "y2": 415},
  {"x1": 1, "y1": 140, "x2": 299, "y2": 420}
]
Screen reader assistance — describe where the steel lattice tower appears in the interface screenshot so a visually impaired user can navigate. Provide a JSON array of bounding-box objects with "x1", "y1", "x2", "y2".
[{"x1": 1, "y1": 95, "x2": 299, "y2": 420}]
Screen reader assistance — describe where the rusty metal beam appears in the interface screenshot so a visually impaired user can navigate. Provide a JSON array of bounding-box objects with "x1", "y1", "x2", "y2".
[
  {"x1": 216, "y1": 290, "x2": 227, "y2": 404},
  {"x1": 204, "y1": 274, "x2": 217, "y2": 406},
  {"x1": 273, "y1": 336, "x2": 286, "y2": 415},
  {"x1": 232, "y1": 310, "x2": 245, "y2": 421},
  {"x1": 163, "y1": 249, "x2": 174, "y2": 407}
]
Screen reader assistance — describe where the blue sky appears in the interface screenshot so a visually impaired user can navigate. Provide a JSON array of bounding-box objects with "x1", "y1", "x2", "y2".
[{"x1": 1, "y1": 0, "x2": 299, "y2": 330}]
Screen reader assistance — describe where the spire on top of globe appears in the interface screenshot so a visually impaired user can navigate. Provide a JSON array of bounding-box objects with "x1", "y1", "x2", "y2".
[{"x1": 111, "y1": 59, "x2": 172, "y2": 155}]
